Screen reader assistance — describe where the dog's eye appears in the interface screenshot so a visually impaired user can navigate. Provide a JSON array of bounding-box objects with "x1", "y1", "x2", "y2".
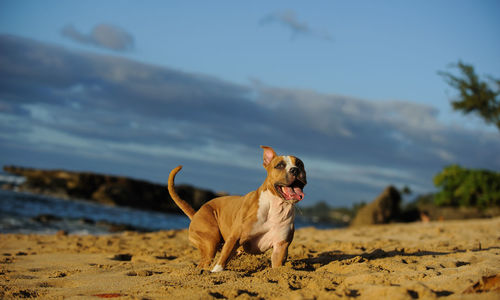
[{"x1": 275, "y1": 161, "x2": 286, "y2": 169}]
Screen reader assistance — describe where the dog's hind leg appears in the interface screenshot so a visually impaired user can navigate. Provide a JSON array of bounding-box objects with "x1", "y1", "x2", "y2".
[
  {"x1": 188, "y1": 206, "x2": 221, "y2": 269},
  {"x1": 189, "y1": 227, "x2": 221, "y2": 269},
  {"x1": 198, "y1": 237, "x2": 220, "y2": 269}
]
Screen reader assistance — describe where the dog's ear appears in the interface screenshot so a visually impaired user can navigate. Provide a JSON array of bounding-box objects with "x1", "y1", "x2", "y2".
[{"x1": 261, "y1": 146, "x2": 277, "y2": 168}]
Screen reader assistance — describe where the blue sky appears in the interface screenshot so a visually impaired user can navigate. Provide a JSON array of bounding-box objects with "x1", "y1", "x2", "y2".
[{"x1": 1, "y1": 1, "x2": 499, "y2": 206}]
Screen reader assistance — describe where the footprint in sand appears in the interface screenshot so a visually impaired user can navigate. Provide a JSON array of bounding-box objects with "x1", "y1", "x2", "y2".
[
  {"x1": 49, "y1": 271, "x2": 67, "y2": 278},
  {"x1": 126, "y1": 270, "x2": 162, "y2": 276},
  {"x1": 111, "y1": 253, "x2": 132, "y2": 261}
]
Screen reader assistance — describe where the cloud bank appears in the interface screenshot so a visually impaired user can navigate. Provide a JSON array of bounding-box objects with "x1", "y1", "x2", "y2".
[
  {"x1": 1, "y1": 34, "x2": 499, "y2": 205},
  {"x1": 61, "y1": 23, "x2": 134, "y2": 52}
]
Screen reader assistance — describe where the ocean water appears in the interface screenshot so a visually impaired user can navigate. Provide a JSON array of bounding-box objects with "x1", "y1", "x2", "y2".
[
  {"x1": 0, "y1": 174, "x2": 333, "y2": 235},
  {"x1": 0, "y1": 189, "x2": 191, "y2": 234}
]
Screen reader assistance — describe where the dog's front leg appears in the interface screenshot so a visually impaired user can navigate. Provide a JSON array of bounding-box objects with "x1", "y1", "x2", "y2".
[
  {"x1": 271, "y1": 240, "x2": 290, "y2": 268},
  {"x1": 211, "y1": 235, "x2": 239, "y2": 272}
]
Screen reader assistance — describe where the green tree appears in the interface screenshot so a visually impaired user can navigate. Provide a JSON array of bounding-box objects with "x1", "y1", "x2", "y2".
[
  {"x1": 433, "y1": 165, "x2": 500, "y2": 208},
  {"x1": 439, "y1": 61, "x2": 500, "y2": 130}
]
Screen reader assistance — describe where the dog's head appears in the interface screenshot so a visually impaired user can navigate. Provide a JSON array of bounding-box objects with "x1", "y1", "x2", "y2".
[{"x1": 261, "y1": 146, "x2": 307, "y2": 203}]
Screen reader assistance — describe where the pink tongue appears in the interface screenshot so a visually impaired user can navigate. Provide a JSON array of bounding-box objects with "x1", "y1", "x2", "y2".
[{"x1": 282, "y1": 186, "x2": 305, "y2": 201}]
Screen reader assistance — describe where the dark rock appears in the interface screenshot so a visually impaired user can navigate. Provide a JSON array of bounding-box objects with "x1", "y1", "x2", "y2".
[
  {"x1": 350, "y1": 186, "x2": 401, "y2": 227},
  {"x1": 1, "y1": 183, "x2": 15, "y2": 190},
  {"x1": 31, "y1": 214, "x2": 62, "y2": 223},
  {"x1": 78, "y1": 218, "x2": 95, "y2": 225},
  {"x1": 3, "y1": 165, "x2": 217, "y2": 215}
]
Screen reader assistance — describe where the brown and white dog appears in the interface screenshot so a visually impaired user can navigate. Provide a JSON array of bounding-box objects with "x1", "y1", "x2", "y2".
[{"x1": 167, "y1": 146, "x2": 307, "y2": 272}]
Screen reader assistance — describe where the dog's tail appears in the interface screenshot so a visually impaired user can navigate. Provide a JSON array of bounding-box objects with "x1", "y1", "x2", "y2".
[{"x1": 167, "y1": 165, "x2": 195, "y2": 220}]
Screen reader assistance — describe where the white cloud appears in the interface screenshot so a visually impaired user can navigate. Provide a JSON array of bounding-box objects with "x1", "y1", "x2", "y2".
[
  {"x1": 260, "y1": 10, "x2": 333, "y2": 41},
  {"x1": 61, "y1": 23, "x2": 134, "y2": 52}
]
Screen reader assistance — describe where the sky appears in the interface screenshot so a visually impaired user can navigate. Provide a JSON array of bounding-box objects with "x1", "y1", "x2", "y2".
[{"x1": 1, "y1": 1, "x2": 499, "y2": 207}]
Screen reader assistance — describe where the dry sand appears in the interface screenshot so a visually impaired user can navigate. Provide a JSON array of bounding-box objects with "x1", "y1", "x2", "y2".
[{"x1": 1, "y1": 217, "x2": 499, "y2": 299}]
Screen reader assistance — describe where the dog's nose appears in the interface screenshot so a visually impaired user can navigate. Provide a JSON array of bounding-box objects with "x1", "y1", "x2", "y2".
[{"x1": 289, "y1": 167, "x2": 299, "y2": 176}]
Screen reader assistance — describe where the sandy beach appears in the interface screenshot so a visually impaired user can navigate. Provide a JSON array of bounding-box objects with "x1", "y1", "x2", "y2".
[{"x1": 1, "y1": 217, "x2": 499, "y2": 299}]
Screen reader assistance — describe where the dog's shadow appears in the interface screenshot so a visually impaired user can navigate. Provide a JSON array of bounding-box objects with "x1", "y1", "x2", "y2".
[{"x1": 289, "y1": 246, "x2": 499, "y2": 272}]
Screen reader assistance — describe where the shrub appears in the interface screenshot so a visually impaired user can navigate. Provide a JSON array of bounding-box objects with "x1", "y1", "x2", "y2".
[{"x1": 433, "y1": 165, "x2": 500, "y2": 208}]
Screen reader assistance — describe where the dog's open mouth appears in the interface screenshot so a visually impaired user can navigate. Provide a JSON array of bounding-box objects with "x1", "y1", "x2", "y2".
[{"x1": 275, "y1": 180, "x2": 305, "y2": 202}]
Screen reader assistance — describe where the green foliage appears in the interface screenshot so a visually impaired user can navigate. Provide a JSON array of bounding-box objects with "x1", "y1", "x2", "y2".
[
  {"x1": 433, "y1": 165, "x2": 500, "y2": 208},
  {"x1": 400, "y1": 185, "x2": 412, "y2": 196},
  {"x1": 299, "y1": 201, "x2": 360, "y2": 225},
  {"x1": 439, "y1": 61, "x2": 500, "y2": 130},
  {"x1": 412, "y1": 194, "x2": 434, "y2": 206}
]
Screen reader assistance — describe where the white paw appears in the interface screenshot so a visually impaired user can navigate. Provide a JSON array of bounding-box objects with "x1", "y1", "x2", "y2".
[{"x1": 211, "y1": 264, "x2": 223, "y2": 273}]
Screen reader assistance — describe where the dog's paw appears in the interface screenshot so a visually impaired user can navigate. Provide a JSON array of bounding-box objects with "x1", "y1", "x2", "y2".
[{"x1": 211, "y1": 264, "x2": 224, "y2": 273}]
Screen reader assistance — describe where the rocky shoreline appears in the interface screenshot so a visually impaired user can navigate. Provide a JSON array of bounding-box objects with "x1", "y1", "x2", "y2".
[{"x1": 2, "y1": 165, "x2": 217, "y2": 215}]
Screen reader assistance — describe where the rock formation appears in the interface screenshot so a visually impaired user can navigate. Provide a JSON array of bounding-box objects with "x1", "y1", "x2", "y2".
[
  {"x1": 350, "y1": 186, "x2": 401, "y2": 227},
  {"x1": 3, "y1": 165, "x2": 216, "y2": 214}
]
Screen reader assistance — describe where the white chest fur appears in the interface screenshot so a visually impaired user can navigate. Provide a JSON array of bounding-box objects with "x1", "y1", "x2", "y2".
[{"x1": 249, "y1": 189, "x2": 295, "y2": 252}]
